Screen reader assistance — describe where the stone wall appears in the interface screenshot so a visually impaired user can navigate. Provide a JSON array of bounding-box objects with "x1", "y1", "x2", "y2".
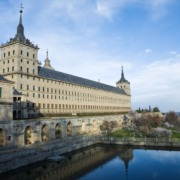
[{"x1": 0, "y1": 114, "x2": 124, "y2": 147}]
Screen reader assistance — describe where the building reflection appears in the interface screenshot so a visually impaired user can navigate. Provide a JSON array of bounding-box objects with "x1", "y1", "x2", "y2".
[
  {"x1": 0, "y1": 146, "x2": 134, "y2": 180},
  {"x1": 119, "y1": 148, "x2": 134, "y2": 176}
]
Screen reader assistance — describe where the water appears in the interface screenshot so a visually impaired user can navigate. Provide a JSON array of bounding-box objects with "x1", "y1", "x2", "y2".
[
  {"x1": 0, "y1": 145, "x2": 180, "y2": 180},
  {"x1": 80, "y1": 148, "x2": 180, "y2": 180}
]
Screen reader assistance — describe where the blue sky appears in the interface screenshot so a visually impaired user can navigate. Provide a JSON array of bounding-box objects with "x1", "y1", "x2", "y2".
[{"x1": 0, "y1": 0, "x2": 180, "y2": 112}]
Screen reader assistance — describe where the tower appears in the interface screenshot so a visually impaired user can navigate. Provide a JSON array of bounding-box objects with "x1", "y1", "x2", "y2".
[
  {"x1": 116, "y1": 66, "x2": 131, "y2": 96},
  {"x1": 43, "y1": 50, "x2": 54, "y2": 70},
  {"x1": 0, "y1": 5, "x2": 40, "y2": 90}
]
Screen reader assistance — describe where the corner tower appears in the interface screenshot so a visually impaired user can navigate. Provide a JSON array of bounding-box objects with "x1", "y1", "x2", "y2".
[
  {"x1": 0, "y1": 5, "x2": 40, "y2": 89},
  {"x1": 116, "y1": 66, "x2": 131, "y2": 96}
]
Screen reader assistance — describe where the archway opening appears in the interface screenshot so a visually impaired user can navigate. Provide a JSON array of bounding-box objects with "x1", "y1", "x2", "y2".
[
  {"x1": 82, "y1": 121, "x2": 86, "y2": 133},
  {"x1": 0, "y1": 128, "x2": 6, "y2": 146},
  {"x1": 67, "y1": 122, "x2": 72, "y2": 136},
  {"x1": 92, "y1": 120, "x2": 96, "y2": 131},
  {"x1": 24, "y1": 126, "x2": 32, "y2": 145},
  {"x1": 41, "y1": 124, "x2": 48, "y2": 142},
  {"x1": 55, "y1": 123, "x2": 61, "y2": 139}
]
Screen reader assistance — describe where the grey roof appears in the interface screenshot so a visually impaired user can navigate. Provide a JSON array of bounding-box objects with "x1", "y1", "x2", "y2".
[
  {"x1": 117, "y1": 67, "x2": 130, "y2": 84},
  {"x1": 38, "y1": 67, "x2": 126, "y2": 95},
  {"x1": 0, "y1": 75, "x2": 14, "y2": 84},
  {"x1": 13, "y1": 88, "x2": 23, "y2": 96}
]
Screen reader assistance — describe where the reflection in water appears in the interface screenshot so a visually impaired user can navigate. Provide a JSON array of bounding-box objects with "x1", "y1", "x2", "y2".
[
  {"x1": 119, "y1": 148, "x2": 133, "y2": 176},
  {"x1": 0, "y1": 146, "x2": 180, "y2": 180}
]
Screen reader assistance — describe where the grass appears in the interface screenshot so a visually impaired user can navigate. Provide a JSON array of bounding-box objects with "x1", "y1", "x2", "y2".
[
  {"x1": 172, "y1": 131, "x2": 180, "y2": 139},
  {"x1": 109, "y1": 128, "x2": 180, "y2": 140},
  {"x1": 109, "y1": 128, "x2": 143, "y2": 138}
]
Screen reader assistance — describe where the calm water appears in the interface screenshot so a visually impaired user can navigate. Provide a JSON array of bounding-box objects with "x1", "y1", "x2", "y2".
[
  {"x1": 0, "y1": 146, "x2": 180, "y2": 180},
  {"x1": 79, "y1": 148, "x2": 180, "y2": 180}
]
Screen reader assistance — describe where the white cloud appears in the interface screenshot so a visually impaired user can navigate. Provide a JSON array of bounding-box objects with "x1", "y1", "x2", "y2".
[
  {"x1": 170, "y1": 51, "x2": 177, "y2": 55},
  {"x1": 131, "y1": 57, "x2": 180, "y2": 112},
  {"x1": 145, "y1": 48, "x2": 152, "y2": 54}
]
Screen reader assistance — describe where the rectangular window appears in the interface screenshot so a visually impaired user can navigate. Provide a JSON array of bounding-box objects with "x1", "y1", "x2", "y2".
[
  {"x1": 27, "y1": 52, "x2": 29, "y2": 57},
  {"x1": 3, "y1": 69, "x2": 5, "y2": 73},
  {"x1": 33, "y1": 86, "x2": 35, "y2": 91},
  {"x1": 27, "y1": 68, "x2": 29, "y2": 73},
  {"x1": 13, "y1": 50, "x2": 15, "y2": 55},
  {"x1": 0, "y1": 87, "x2": 2, "y2": 98},
  {"x1": 21, "y1": 50, "x2": 23, "y2": 55},
  {"x1": 27, "y1": 61, "x2": 29, "y2": 64},
  {"x1": 33, "y1": 54, "x2": 35, "y2": 59},
  {"x1": 20, "y1": 84, "x2": 22, "y2": 90},
  {"x1": 12, "y1": 67, "x2": 14, "y2": 71},
  {"x1": 8, "y1": 52, "x2": 10, "y2": 56},
  {"x1": 4, "y1": 53, "x2": 5, "y2": 57},
  {"x1": 21, "y1": 59, "x2": 23, "y2": 62},
  {"x1": 27, "y1": 85, "x2": 29, "y2": 90},
  {"x1": 20, "y1": 66, "x2": 22, "y2": 72}
]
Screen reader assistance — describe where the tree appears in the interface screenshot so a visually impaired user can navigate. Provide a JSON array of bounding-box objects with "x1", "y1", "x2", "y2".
[
  {"x1": 153, "y1": 107, "x2": 160, "y2": 112},
  {"x1": 165, "y1": 111, "x2": 179, "y2": 126},
  {"x1": 134, "y1": 113, "x2": 162, "y2": 134}
]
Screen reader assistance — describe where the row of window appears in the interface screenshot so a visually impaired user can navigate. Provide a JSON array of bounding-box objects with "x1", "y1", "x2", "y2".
[
  {"x1": 3, "y1": 50, "x2": 35, "y2": 58},
  {"x1": 2, "y1": 59, "x2": 36, "y2": 65},
  {"x1": 3, "y1": 67, "x2": 35, "y2": 74},
  {"x1": 20, "y1": 84, "x2": 126, "y2": 102},
  {"x1": 37, "y1": 103, "x2": 128, "y2": 110}
]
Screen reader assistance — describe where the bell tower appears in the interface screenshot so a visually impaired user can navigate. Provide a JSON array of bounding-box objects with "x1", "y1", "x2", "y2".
[
  {"x1": 116, "y1": 66, "x2": 131, "y2": 96},
  {"x1": 0, "y1": 4, "x2": 40, "y2": 89}
]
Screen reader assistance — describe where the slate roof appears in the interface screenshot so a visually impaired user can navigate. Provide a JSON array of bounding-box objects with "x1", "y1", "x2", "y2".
[
  {"x1": 13, "y1": 88, "x2": 23, "y2": 96},
  {"x1": 0, "y1": 75, "x2": 14, "y2": 84},
  {"x1": 38, "y1": 67, "x2": 126, "y2": 95}
]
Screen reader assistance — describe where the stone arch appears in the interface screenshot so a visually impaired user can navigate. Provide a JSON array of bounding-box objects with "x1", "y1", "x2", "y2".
[
  {"x1": 81, "y1": 121, "x2": 86, "y2": 133},
  {"x1": 67, "y1": 121, "x2": 72, "y2": 136},
  {"x1": 24, "y1": 126, "x2": 33, "y2": 145},
  {"x1": 41, "y1": 124, "x2": 48, "y2": 142},
  {"x1": 55, "y1": 123, "x2": 61, "y2": 139},
  {"x1": 0, "y1": 128, "x2": 6, "y2": 146},
  {"x1": 92, "y1": 120, "x2": 97, "y2": 131}
]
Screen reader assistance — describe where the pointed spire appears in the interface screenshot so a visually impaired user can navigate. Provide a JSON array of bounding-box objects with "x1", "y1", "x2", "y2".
[
  {"x1": 43, "y1": 50, "x2": 54, "y2": 70},
  {"x1": 121, "y1": 66, "x2": 125, "y2": 80},
  {"x1": 14, "y1": 3, "x2": 26, "y2": 42},
  {"x1": 19, "y1": 3, "x2": 23, "y2": 24},
  {"x1": 117, "y1": 66, "x2": 130, "y2": 84}
]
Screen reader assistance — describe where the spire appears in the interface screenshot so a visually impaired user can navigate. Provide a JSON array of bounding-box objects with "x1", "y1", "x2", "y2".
[
  {"x1": 121, "y1": 66, "x2": 125, "y2": 81},
  {"x1": 14, "y1": 3, "x2": 26, "y2": 42},
  {"x1": 43, "y1": 50, "x2": 54, "y2": 70},
  {"x1": 117, "y1": 66, "x2": 129, "y2": 84}
]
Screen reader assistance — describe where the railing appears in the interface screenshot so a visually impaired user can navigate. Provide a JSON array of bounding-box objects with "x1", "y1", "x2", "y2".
[{"x1": 96, "y1": 136, "x2": 180, "y2": 144}]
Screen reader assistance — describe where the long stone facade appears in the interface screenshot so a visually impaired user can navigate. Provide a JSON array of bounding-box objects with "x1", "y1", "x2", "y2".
[{"x1": 0, "y1": 7, "x2": 131, "y2": 119}]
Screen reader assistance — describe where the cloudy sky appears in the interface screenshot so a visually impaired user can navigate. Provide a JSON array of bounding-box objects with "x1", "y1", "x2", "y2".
[{"x1": 0, "y1": 0, "x2": 180, "y2": 112}]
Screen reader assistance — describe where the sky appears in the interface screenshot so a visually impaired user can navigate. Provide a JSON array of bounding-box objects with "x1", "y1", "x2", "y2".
[{"x1": 0, "y1": 0, "x2": 180, "y2": 112}]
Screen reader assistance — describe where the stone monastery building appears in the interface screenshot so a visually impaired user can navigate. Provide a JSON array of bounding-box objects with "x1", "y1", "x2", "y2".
[{"x1": 0, "y1": 8, "x2": 131, "y2": 120}]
